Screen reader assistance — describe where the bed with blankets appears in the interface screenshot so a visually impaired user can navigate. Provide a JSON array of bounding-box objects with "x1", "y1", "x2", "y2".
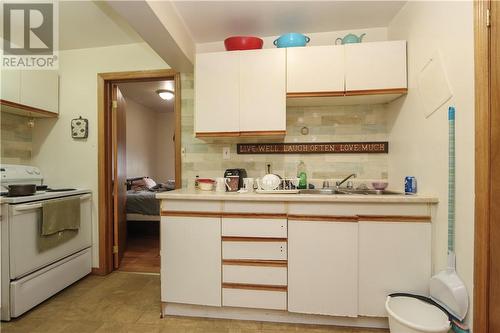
[{"x1": 126, "y1": 177, "x2": 175, "y2": 222}]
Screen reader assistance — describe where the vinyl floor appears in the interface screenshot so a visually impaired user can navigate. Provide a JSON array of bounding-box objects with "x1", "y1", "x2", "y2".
[{"x1": 0, "y1": 272, "x2": 389, "y2": 333}]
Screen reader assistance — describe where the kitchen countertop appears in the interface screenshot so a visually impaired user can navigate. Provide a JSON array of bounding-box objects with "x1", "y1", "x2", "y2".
[{"x1": 156, "y1": 189, "x2": 438, "y2": 203}]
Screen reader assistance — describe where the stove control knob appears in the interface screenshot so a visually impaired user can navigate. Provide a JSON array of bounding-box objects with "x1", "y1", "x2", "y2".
[
  {"x1": 33, "y1": 169, "x2": 40, "y2": 175},
  {"x1": 26, "y1": 168, "x2": 33, "y2": 174}
]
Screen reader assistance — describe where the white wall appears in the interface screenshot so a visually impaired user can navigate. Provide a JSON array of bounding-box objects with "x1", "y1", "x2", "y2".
[
  {"x1": 196, "y1": 27, "x2": 388, "y2": 53},
  {"x1": 124, "y1": 98, "x2": 175, "y2": 182},
  {"x1": 32, "y1": 42, "x2": 169, "y2": 266},
  {"x1": 387, "y1": 1, "x2": 474, "y2": 326}
]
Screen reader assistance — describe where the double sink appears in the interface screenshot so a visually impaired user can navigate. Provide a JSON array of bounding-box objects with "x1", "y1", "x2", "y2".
[{"x1": 299, "y1": 188, "x2": 403, "y2": 195}]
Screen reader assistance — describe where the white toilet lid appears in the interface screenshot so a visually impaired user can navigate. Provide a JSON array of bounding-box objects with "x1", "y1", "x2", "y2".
[{"x1": 385, "y1": 296, "x2": 450, "y2": 332}]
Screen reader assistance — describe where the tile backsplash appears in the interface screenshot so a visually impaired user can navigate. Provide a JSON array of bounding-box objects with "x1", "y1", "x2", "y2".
[
  {"x1": 180, "y1": 73, "x2": 389, "y2": 187},
  {"x1": 0, "y1": 113, "x2": 33, "y2": 164}
]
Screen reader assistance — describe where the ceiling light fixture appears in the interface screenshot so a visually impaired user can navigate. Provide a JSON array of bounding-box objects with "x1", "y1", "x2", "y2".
[{"x1": 156, "y1": 89, "x2": 174, "y2": 101}]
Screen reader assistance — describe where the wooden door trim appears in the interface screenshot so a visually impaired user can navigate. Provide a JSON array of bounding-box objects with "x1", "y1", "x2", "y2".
[
  {"x1": 474, "y1": 1, "x2": 492, "y2": 332},
  {"x1": 97, "y1": 69, "x2": 181, "y2": 275}
]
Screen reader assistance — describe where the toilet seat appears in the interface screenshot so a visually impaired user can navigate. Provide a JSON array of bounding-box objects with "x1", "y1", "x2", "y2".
[{"x1": 385, "y1": 296, "x2": 450, "y2": 333}]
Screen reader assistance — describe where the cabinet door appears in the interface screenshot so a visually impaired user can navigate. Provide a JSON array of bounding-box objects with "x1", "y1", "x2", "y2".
[
  {"x1": 287, "y1": 45, "x2": 345, "y2": 93},
  {"x1": 161, "y1": 216, "x2": 221, "y2": 307},
  {"x1": 20, "y1": 70, "x2": 59, "y2": 113},
  {"x1": 288, "y1": 219, "x2": 358, "y2": 317},
  {"x1": 1, "y1": 70, "x2": 21, "y2": 103},
  {"x1": 195, "y1": 52, "x2": 239, "y2": 134},
  {"x1": 345, "y1": 40, "x2": 407, "y2": 91},
  {"x1": 358, "y1": 221, "x2": 431, "y2": 316},
  {"x1": 239, "y1": 48, "x2": 286, "y2": 133}
]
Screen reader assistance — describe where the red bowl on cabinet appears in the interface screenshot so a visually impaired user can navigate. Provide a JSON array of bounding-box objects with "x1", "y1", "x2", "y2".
[{"x1": 224, "y1": 36, "x2": 263, "y2": 51}]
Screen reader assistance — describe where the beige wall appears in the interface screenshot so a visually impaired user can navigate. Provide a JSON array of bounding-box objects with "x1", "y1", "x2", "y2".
[
  {"x1": 32, "y1": 42, "x2": 169, "y2": 266},
  {"x1": 124, "y1": 98, "x2": 175, "y2": 182},
  {"x1": 387, "y1": 1, "x2": 474, "y2": 325}
]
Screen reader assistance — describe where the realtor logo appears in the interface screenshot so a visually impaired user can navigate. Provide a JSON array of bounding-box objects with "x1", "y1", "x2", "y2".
[{"x1": 2, "y1": 2, "x2": 58, "y2": 69}]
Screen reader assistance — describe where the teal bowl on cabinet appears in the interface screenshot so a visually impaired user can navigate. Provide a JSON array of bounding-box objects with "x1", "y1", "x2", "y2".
[{"x1": 273, "y1": 33, "x2": 310, "y2": 48}]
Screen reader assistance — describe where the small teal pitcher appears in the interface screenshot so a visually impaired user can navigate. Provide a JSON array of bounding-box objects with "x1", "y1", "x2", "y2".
[{"x1": 335, "y1": 33, "x2": 366, "y2": 45}]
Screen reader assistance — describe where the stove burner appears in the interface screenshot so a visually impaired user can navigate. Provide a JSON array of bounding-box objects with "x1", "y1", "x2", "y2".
[{"x1": 46, "y1": 188, "x2": 77, "y2": 192}]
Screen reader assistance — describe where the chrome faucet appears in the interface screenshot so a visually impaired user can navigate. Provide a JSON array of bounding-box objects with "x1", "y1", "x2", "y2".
[{"x1": 336, "y1": 174, "x2": 356, "y2": 189}]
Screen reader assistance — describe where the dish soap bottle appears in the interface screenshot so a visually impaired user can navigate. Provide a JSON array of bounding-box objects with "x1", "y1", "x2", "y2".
[{"x1": 297, "y1": 161, "x2": 307, "y2": 189}]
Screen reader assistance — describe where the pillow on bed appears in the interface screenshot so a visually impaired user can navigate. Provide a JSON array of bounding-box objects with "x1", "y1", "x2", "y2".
[{"x1": 143, "y1": 177, "x2": 157, "y2": 189}]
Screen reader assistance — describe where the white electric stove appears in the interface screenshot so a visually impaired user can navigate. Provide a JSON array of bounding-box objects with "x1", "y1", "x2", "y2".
[
  {"x1": 0, "y1": 164, "x2": 89, "y2": 204},
  {"x1": 0, "y1": 164, "x2": 92, "y2": 321}
]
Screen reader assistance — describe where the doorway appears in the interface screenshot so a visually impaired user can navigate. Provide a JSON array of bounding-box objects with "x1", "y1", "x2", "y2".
[
  {"x1": 474, "y1": 1, "x2": 499, "y2": 332},
  {"x1": 96, "y1": 69, "x2": 181, "y2": 275}
]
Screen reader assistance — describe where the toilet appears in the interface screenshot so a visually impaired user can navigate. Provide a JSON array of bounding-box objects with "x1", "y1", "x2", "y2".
[{"x1": 385, "y1": 269, "x2": 469, "y2": 333}]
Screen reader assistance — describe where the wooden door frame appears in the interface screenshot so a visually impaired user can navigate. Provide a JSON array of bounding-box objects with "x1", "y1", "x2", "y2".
[
  {"x1": 95, "y1": 69, "x2": 182, "y2": 275},
  {"x1": 474, "y1": 1, "x2": 492, "y2": 332}
]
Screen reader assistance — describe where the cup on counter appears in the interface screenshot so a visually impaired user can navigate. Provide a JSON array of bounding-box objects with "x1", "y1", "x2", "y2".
[
  {"x1": 215, "y1": 178, "x2": 226, "y2": 192},
  {"x1": 242, "y1": 178, "x2": 255, "y2": 192}
]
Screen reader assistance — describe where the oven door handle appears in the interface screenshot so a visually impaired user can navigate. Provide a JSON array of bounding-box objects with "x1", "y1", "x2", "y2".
[{"x1": 13, "y1": 194, "x2": 91, "y2": 212}]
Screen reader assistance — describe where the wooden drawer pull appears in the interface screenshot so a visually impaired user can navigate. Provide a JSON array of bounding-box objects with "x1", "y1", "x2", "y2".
[
  {"x1": 222, "y1": 236, "x2": 287, "y2": 242},
  {"x1": 222, "y1": 283, "x2": 287, "y2": 292},
  {"x1": 222, "y1": 259, "x2": 287, "y2": 267}
]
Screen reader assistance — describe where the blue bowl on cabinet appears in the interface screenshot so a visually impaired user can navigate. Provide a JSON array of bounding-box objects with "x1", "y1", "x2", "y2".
[{"x1": 273, "y1": 33, "x2": 310, "y2": 48}]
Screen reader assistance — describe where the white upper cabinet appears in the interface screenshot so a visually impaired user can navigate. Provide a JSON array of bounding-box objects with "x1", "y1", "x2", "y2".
[
  {"x1": 287, "y1": 45, "x2": 344, "y2": 93},
  {"x1": 20, "y1": 70, "x2": 59, "y2": 113},
  {"x1": 345, "y1": 40, "x2": 407, "y2": 91},
  {"x1": 1, "y1": 70, "x2": 21, "y2": 103},
  {"x1": 1, "y1": 70, "x2": 59, "y2": 116},
  {"x1": 288, "y1": 219, "x2": 358, "y2": 317},
  {"x1": 195, "y1": 51, "x2": 240, "y2": 134},
  {"x1": 195, "y1": 49, "x2": 286, "y2": 136},
  {"x1": 239, "y1": 48, "x2": 286, "y2": 133}
]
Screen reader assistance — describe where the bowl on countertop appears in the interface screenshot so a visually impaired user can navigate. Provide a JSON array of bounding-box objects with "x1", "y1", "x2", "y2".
[
  {"x1": 372, "y1": 182, "x2": 389, "y2": 190},
  {"x1": 198, "y1": 178, "x2": 215, "y2": 191}
]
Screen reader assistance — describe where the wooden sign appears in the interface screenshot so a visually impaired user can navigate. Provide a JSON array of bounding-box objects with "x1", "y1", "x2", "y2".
[{"x1": 237, "y1": 142, "x2": 388, "y2": 154}]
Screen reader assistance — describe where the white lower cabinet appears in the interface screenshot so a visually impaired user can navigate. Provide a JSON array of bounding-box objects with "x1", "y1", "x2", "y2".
[
  {"x1": 223, "y1": 288, "x2": 287, "y2": 310},
  {"x1": 160, "y1": 199, "x2": 434, "y2": 322},
  {"x1": 288, "y1": 219, "x2": 358, "y2": 317},
  {"x1": 223, "y1": 264, "x2": 287, "y2": 285},
  {"x1": 358, "y1": 221, "x2": 432, "y2": 316},
  {"x1": 161, "y1": 215, "x2": 221, "y2": 307},
  {"x1": 222, "y1": 240, "x2": 287, "y2": 260}
]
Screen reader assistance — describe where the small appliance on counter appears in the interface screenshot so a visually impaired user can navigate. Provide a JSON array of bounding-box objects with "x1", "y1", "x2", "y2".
[{"x1": 224, "y1": 169, "x2": 247, "y2": 192}]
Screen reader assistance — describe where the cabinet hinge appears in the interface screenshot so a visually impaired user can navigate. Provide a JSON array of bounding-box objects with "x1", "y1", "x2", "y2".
[
  {"x1": 113, "y1": 245, "x2": 118, "y2": 254},
  {"x1": 112, "y1": 100, "x2": 117, "y2": 109},
  {"x1": 487, "y1": 8, "x2": 491, "y2": 28}
]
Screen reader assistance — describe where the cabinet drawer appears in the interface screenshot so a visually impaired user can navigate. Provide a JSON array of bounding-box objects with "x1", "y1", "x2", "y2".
[
  {"x1": 223, "y1": 287, "x2": 287, "y2": 310},
  {"x1": 222, "y1": 239, "x2": 287, "y2": 260},
  {"x1": 223, "y1": 263, "x2": 287, "y2": 285},
  {"x1": 222, "y1": 217, "x2": 287, "y2": 238}
]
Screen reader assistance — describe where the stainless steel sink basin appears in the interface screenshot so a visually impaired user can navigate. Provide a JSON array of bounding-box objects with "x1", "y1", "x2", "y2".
[
  {"x1": 340, "y1": 189, "x2": 403, "y2": 195},
  {"x1": 299, "y1": 188, "x2": 403, "y2": 195}
]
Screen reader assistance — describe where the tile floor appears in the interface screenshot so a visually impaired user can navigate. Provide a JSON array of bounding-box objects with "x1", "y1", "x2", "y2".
[{"x1": 0, "y1": 272, "x2": 389, "y2": 333}]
